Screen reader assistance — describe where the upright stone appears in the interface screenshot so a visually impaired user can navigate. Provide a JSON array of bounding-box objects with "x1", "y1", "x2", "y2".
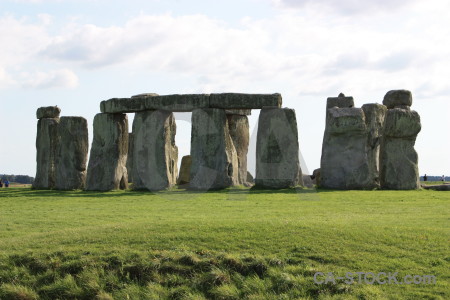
[
  {"x1": 255, "y1": 108, "x2": 301, "y2": 188},
  {"x1": 127, "y1": 132, "x2": 134, "y2": 183},
  {"x1": 227, "y1": 115, "x2": 249, "y2": 185},
  {"x1": 177, "y1": 155, "x2": 192, "y2": 185},
  {"x1": 380, "y1": 108, "x2": 421, "y2": 190},
  {"x1": 132, "y1": 110, "x2": 178, "y2": 191},
  {"x1": 55, "y1": 117, "x2": 89, "y2": 190},
  {"x1": 320, "y1": 107, "x2": 373, "y2": 189},
  {"x1": 85, "y1": 113, "x2": 129, "y2": 191},
  {"x1": 362, "y1": 104, "x2": 387, "y2": 188},
  {"x1": 33, "y1": 117, "x2": 59, "y2": 189},
  {"x1": 190, "y1": 108, "x2": 239, "y2": 190}
]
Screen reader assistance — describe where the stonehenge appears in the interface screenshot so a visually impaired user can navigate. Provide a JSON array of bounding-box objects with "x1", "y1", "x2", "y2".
[
  {"x1": 255, "y1": 108, "x2": 301, "y2": 188},
  {"x1": 55, "y1": 117, "x2": 89, "y2": 190},
  {"x1": 190, "y1": 108, "x2": 239, "y2": 190},
  {"x1": 34, "y1": 89, "x2": 422, "y2": 192},
  {"x1": 177, "y1": 155, "x2": 192, "y2": 185},
  {"x1": 132, "y1": 110, "x2": 178, "y2": 191},
  {"x1": 227, "y1": 114, "x2": 250, "y2": 185},
  {"x1": 33, "y1": 107, "x2": 60, "y2": 189},
  {"x1": 85, "y1": 113, "x2": 129, "y2": 191},
  {"x1": 34, "y1": 107, "x2": 89, "y2": 190},
  {"x1": 320, "y1": 90, "x2": 421, "y2": 190},
  {"x1": 380, "y1": 90, "x2": 421, "y2": 190},
  {"x1": 321, "y1": 105, "x2": 373, "y2": 189}
]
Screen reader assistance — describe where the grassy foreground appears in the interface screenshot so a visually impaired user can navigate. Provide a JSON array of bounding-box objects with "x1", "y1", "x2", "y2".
[{"x1": 0, "y1": 187, "x2": 448, "y2": 299}]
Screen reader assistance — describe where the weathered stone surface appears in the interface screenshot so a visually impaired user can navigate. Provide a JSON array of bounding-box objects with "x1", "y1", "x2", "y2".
[
  {"x1": 36, "y1": 106, "x2": 61, "y2": 119},
  {"x1": 100, "y1": 98, "x2": 146, "y2": 113},
  {"x1": 55, "y1": 117, "x2": 89, "y2": 190},
  {"x1": 85, "y1": 113, "x2": 129, "y2": 191},
  {"x1": 33, "y1": 118, "x2": 59, "y2": 189},
  {"x1": 255, "y1": 108, "x2": 300, "y2": 188},
  {"x1": 190, "y1": 108, "x2": 239, "y2": 190},
  {"x1": 145, "y1": 94, "x2": 210, "y2": 112},
  {"x1": 302, "y1": 175, "x2": 314, "y2": 188},
  {"x1": 246, "y1": 171, "x2": 254, "y2": 183},
  {"x1": 380, "y1": 108, "x2": 421, "y2": 190},
  {"x1": 362, "y1": 103, "x2": 387, "y2": 188},
  {"x1": 227, "y1": 115, "x2": 249, "y2": 185},
  {"x1": 326, "y1": 93, "x2": 354, "y2": 109},
  {"x1": 177, "y1": 155, "x2": 192, "y2": 185},
  {"x1": 320, "y1": 107, "x2": 373, "y2": 189},
  {"x1": 210, "y1": 93, "x2": 282, "y2": 109},
  {"x1": 312, "y1": 168, "x2": 321, "y2": 186},
  {"x1": 383, "y1": 90, "x2": 412, "y2": 109},
  {"x1": 225, "y1": 109, "x2": 251, "y2": 116},
  {"x1": 126, "y1": 133, "x2": 134, "y2": 183},
  {"x1": 132, "y1": 110, "x2": 178, "y2": 190},
  {"x1": 383, "y1": 108, "x2": 421, "y2": 138}
]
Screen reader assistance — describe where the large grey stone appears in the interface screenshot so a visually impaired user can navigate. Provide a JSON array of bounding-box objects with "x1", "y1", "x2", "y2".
[
  {"x1": 85, "y1": 113, "x2": 129, "y2": 191},
  {"x1": 55, "y1": 117, "x2": 89, "y2": 190},
  {"x1": 227, "y1": 115, "x2": 249, "y2": 185},
  {"x1": 362, "y1": 103, "x2": 387, "y2": 188},
  {"x1": 126, "y1": 133, "x2": 134, "y2": 183},
  {"x1": 100, "y1": 98, "x2": 147, "y2": 113},
  {"x1": 383, "y1": 108, "x2": 421, "y2": 138},
  {"x1": 210, "y1": 93, "x2": 282, "y2": 109},
  {"x1": 312, "y1": 168, "x2": 321, "y2": 186},
  {"x1": 255, "y1": 108, "x2": 301, "y2": 188},
  {"x1": 383, "y1": 90, "x2": 412, "y2": 109},
  {"x1": 132, "y1": 110, "x2": 178, "y2": 190},
  {"x1": 145, "y1": 94, "x2": 210, "y2": 112},
  {"x1": 320, "y1": 107, "x2": 373, "y2": 189},
  {"x1": 190, "y1": 108, "x2": 239, "y2": 190},
  {"x1": 36, "y1": 106, "x2": 61, "y2": 119},
  {"x1": 177, "y1": 155, "x2": 192, "y2": 185},
  {"x1": 326, "y1": 93, "x2": 354, "y2": 109},
  {"x1": 33, "y1": 118, "x2": 59, "y2": 189},
  {"x1": 380, "y1": 108, "x2": 421, "y2": 190}
]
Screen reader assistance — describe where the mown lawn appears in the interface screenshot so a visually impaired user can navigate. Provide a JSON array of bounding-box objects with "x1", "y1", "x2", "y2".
[{"x1": 0, "y1": 187, "x2": 448, "y2": 299}]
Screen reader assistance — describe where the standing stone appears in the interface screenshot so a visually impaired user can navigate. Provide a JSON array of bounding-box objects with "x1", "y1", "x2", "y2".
[
  {"x1": 127, "y1": 132, "x2": 134, "y2": 183},
  {"x1": 312, "y1": 168, "x2": 321, "y2": 187},
  {"x1": 362, "y1": 104, "x2": 387, "y2": 188},
  {"x1": 380, "y1": 108, "x2": 421, "y2": 190},
  {"x1": 177, "y1": 155, "x2": 192, "y2": 185},
  {"x1": 320, "y1": 107, "x2": 373, "y2": 189},
  {"x1": 33, "y1": 117, "x2": 59, "y2": 189},
  {"x1": 255, "y1": 108, "x2": 301, "y2": 188},
  {"x1": 55, "y1": 117, "x2": 89, "y2": 190},
  {"x1": 190, "y1": 108, "x2": 239, "y2": 190},
  {"x1": 227, "y1": 115, "x2": 249, "y2": 185},
  {"x1": 132, "y1": 110, "x2": 178, "y2": 191},
  {"x1": 85, "y1": 113, "x2": 129, "y2": 191}
]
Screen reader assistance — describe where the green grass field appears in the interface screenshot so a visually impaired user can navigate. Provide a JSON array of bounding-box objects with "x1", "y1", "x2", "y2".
[{"x1": 0, "y1": 187, "x2": 448, "y2": 299}]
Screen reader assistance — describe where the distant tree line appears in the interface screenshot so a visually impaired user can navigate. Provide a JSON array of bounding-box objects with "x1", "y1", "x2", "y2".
[
  {"x1": 421, "y1": 175, "x2": 448, "y2": 181},
  {"x1": 0, "y1": 174, "x2": 34, "y2": 184}
]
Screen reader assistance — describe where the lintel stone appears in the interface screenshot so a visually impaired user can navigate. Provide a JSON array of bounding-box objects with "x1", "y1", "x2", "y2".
[{"x1": 210, "y1": 93, "x2": 282, "y2": 109}]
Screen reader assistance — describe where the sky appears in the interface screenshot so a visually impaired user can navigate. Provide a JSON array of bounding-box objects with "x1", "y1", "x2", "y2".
[{"x1": 1, "y1": 0, "x2": 449, "y2": 177}]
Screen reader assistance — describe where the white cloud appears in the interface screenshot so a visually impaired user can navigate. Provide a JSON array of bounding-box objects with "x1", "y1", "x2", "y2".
[
  {"x1": 3, "y1": 0, "x2": 450, "y2": 98},
  {"x1": 21, "y1": 68, "x2": 79, "y2": 89},
  {"x1": 271, "y1": 0, "x2": 417, "y2": 15}
]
